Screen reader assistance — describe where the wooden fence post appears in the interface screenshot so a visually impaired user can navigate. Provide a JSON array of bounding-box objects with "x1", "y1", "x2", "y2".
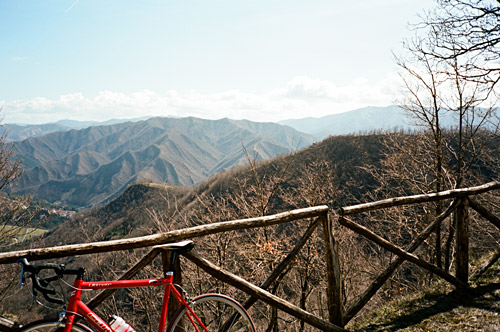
[
  {"x1": 161, "y1": 249, "x2": 183, "y2": 326},
  {"x1": 322, "y1": 212, "x2": 344, "y2": 327},
  {"x1": 455, "y1": 199, "x2": 469, "y2": 285}
]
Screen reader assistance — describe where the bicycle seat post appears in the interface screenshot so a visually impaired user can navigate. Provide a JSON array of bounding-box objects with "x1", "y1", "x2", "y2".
[
  {"x1": 156, "y1": 241, "x2": 194, "y2": 278},
  {"x1": 161, "y1": 249, "x2": 179, "y2": 278},
  {"x1": 168, "y1": 251, "x2": 178, "y2": 274}
]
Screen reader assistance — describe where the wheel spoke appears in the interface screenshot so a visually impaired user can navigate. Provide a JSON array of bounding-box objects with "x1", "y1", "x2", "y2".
[{"x1": 168, "y1": 294, "x2": 255, "y2": 332}]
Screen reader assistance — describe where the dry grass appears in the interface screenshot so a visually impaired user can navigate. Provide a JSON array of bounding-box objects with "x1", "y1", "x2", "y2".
[
  {"x1": 0, "y1": 225, "x2": 48, "y2": 243},
  {"x1": 349, "y1": 257, "x2": 500, "y2": 332}
]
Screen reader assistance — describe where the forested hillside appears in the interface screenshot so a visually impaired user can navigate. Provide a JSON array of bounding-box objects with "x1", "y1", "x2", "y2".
[
  {"x1": 9, "y1": 117, "x2": 313, "y2": 207},
  {"x1": 41, "y1": 133, "x2": 386, "y2": 246},
  {"x1": 22, "y1": 131, "x2": 499, "y2": 331}
]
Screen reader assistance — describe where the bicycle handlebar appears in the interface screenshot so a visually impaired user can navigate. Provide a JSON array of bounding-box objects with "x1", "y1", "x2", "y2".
[{"x1": 18, "y1": 258, "x2": 84, "y2": 305}]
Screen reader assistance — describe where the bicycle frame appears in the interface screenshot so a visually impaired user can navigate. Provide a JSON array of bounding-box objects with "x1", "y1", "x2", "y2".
[{"x1": 64, "y1": 272, "x2": 209, "y2": 332}]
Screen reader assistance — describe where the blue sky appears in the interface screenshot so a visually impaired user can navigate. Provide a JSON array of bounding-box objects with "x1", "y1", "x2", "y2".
[{"x1": 1, "y1": 0, "x2": 435, "y2": 124}]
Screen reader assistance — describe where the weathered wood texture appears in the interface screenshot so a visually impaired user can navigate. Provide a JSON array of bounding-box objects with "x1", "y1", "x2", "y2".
[
  {"x1": 322, "y1": 213, "x2": 344, "y2": 327},
  {"x1": 338, "y1": 216, "x2": 468, "y2": 288},
  {"x1": 0, "y1": 206, "x2": 329, "y2": 264},
  {"x1": 455, "y1": 199, "x2": 469, "y2": 284},
  {"x1": 242, "y1": 216, "x2": 322, "y2": 310},
  {"x1": 470, "y1": 246, "x2": 500, "y2": 281},
  {"x1": 468, "y1": 198, "x2": 500, "y2": 232},
  {"x1": 339, "y1": 181, "x2": 500, "y2": 215},
  {"x1": 184, "y1": 251, "x2": 348, "y2": 332},
  {"x1": 344, "y1": 199, "x2": 459, "y2": 323},
  {"x1": 2, "y1": 182, "x2": 498, "y2": 329}
]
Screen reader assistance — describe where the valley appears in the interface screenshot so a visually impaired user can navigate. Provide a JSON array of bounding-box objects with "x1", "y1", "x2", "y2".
[{"x1": 8, "y1": 116, "x2": 313, "y2": 207}]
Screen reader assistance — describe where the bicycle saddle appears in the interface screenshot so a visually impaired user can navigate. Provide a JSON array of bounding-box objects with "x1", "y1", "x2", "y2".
[{"x1": 155, "y1": 240, "x2": 194, "y2": 255}]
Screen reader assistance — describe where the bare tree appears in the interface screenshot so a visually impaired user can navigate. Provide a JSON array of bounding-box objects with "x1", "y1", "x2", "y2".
[
  {"x1": 420, "y1": 0, "x2": 500, "y2": 89},
  {"x1": 0, "y1": 111, "x2": 41, "y2": 317},
  {"x1": 0, "y1": 130, "x2": 32, "y2": 248},
  {"x1": 372, "y1": 0, "x2": 500, "y2": 274}
]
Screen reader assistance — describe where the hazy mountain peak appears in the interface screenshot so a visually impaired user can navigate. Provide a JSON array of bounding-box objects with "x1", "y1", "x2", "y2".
[{"x1": 278, "y1": 105, "x2": 408, "y2": 140}]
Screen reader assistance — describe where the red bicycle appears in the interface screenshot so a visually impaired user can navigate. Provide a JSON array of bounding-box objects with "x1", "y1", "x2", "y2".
[{"x1": 17, "y1": 241, "x2": 256, "y2": 332}]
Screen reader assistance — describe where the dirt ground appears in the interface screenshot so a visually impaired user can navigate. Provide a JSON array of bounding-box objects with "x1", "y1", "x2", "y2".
[{"x1": 351, "y1": 261, "x2": 500, "y2": 331}]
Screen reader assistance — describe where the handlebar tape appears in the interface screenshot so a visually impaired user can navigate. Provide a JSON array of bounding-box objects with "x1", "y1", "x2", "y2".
[{"x1": 18, "y1": 258, "x2": 84, "y2": 305}]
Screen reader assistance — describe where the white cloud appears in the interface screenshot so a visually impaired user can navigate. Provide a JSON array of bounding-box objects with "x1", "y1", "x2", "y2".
[
  {"x1": 1, "y1": 75, "x2": 401, "y2": 124},
  {"x1": 11, "y1": 56, "x2": 27, "y2": 62},
  {"x1": 280, "y1": 76, "x2": 340, "y2": 100}
]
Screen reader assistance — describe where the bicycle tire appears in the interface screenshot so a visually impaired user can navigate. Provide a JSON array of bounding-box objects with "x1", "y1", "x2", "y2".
[
  {"x1": 167, "y1": 293, "x2": 256, "y2": 332},
  {"x1": 18, "y1": 319, "x2": 94, "y2": 332}
]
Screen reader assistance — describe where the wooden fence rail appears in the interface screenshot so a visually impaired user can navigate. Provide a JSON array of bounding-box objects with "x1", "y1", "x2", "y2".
[
  {"x1": 0, "y1": 206, "x2": 329, "y2": 264},
  {"x1": 343, "y1": 199, "x2": 459, "y2": 322},
  {"x1": 339, "y1": 181, "x2": 500, "y2": 215},
  {"x1": 0, "y1": 205, "x2": 348, "y2": 332},
  {"x1": 0, "y1": 182, "x2": 499, "y2": 331},
  {"x1": 337, "y1": 181, "x2": 500, "y2": 325}
]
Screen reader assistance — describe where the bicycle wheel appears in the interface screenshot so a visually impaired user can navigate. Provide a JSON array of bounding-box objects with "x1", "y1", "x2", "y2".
[
  {"x1": 19, "y1": 319, "x2": 94, "y2": 332},
  {"x1": 167, "y1": 293, "x2": 256, "y2": 332}
]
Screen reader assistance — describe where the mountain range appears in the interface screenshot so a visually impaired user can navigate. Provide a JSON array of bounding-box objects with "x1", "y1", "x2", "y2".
[
  {"x1": 8, "y1": 105, "x2": 495, "y2": 208},
  {"x1": 279, "y1": 106, "x2": 410, "y2": 139},
  {"x1": 10, "y1": 117, "x2": 313, "y2": 207},
  {"x1": 279, "y1": 105, "x2": 498, "y2": 140},
  {"x1": 11, "y1": 118, "x2": 500, "y2": 331},
  {"x1": 4, "y1": 106, "x2": 408, "y2": 142},
  {"x1": 5, "y1": 105, "x2": 497, "y2": 143},
  {"x1": 0, "y1": 117, "x2": 151, "y2": 142}
]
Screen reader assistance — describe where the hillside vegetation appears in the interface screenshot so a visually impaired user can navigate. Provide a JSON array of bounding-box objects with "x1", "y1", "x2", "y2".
[
  {"x1": 42, "y1": 133, "x2": 385, "y2": 246},
  {"x1": 12, "y1": 131, "x2": 496, "y2": 331}
]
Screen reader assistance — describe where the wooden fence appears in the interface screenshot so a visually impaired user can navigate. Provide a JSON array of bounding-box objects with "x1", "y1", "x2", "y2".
[
  {"x1": 0, "y1": 181, "x2": 499, "y2": 331},
  {"x1": 337, "y1": 181, "x2": 500, "y2": 324}
]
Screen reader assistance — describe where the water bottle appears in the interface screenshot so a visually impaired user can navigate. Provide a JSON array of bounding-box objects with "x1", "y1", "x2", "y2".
[{"x1": 109, "y1": 315, "x2": 136, "y2": 332}]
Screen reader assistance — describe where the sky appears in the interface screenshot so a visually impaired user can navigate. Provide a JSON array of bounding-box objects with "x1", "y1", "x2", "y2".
[{"x1": 1, "y1": 0, "x2": 436, "y2": 124}]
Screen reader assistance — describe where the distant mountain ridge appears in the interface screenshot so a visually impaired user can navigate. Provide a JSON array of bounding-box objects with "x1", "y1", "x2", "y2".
[
  {"x1": 10, "y1": 117, "x2": 313, "y2": 207},
  {"x1": 55, "y1": 116, "x2": 153, "y2": 129},
  {"x1": 1, "y1": 117, "x2": 151, "y2": 142},
  {"x1": 0, "y1": 123, "x2": 71, "y2": 142},
  {"x1": 279, "y1": 105, "x2": 497, "y2": 140},
  {"x1": 5, "y1": 105, "x2": 496, "y2": 143},
  {"x1": 279, "y1": 106, "x2": 412, "y2": 140}
]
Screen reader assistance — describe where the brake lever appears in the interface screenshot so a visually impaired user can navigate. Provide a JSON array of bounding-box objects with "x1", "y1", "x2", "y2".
[
  {"x1": 39, "y1": 275, "x2": 60, "y2": 287},
  {"x1": 18, "y1": 262, "x2": 25, "y2": 289},
  {"x1": 40, "y1": 291, "x2": 64, "y2": 305},
  {"x1": 33, "y1": 276, "x2": 57, "y2": 295},
  {"x1": 17, "y1": 258, "x2": 70, "y2": 306}
]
